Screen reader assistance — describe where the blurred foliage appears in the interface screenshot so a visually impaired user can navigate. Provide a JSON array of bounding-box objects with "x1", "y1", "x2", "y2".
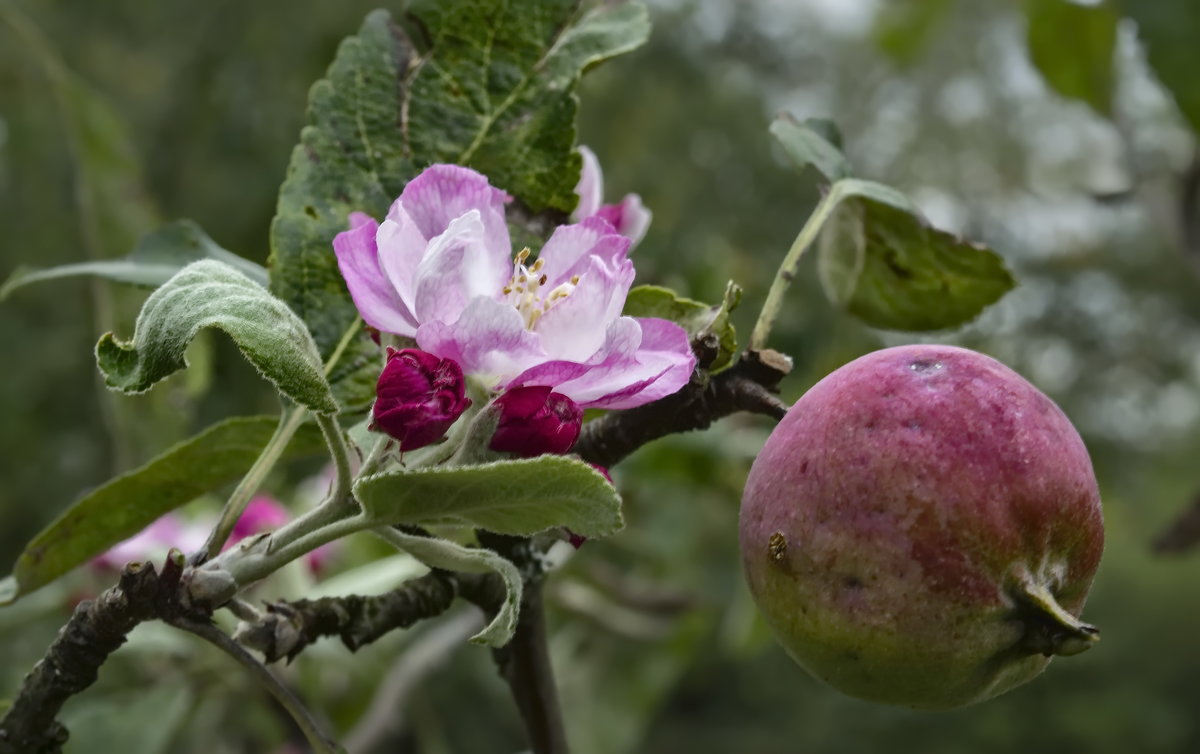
[{"x1": 3, "y1": 0, "x2": 1200, "y2": 752}]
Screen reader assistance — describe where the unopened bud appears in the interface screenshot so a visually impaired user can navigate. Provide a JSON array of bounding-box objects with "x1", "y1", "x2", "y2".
[{"x1": 372, "y1": 348, "x2": 471, "y2": 450}]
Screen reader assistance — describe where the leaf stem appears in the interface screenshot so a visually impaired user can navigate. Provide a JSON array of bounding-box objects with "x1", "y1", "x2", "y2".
[
  {"x1": 748, "y1": 182, "x2": 845, "y2": 351},
  {"x1": 218, "y1": 510, "x2": 373, "y2": 589},
  {"x1": 168, "y1": 616, "x2": 344, "y2": 754},
  {"x1": 198, "y1": 407, "x2": 308, "y2": 562},
  {"x1": 316, "y1": 413, "x2": 353, "y2": 507}
]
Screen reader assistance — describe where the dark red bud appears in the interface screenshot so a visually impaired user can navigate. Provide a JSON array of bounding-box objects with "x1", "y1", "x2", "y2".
[
  {"x1": 489, "y1": 386, "x2": 583, "y2": 457},
  {"x1": 372, "y1": 348, "x2": 471, "y2": 451}
]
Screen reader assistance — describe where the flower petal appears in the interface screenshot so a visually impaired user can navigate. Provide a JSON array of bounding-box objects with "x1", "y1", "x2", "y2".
[
  {"x1": 595, "y1": 194, "x2": 652, "y2": 247},
  {"x1": 535, "y1": 256, "x2": 633, "y2": 362},
  {"x1": 376, "y1": 202, "x2": 432, "y2": 318},
  {"x1": 537, "y1": 217, "x2": 631, "y2": 290},
  {"x1": 334, "y1": 215, "x2": 419, "y2": 336},
  {"x1": 397, "y1": 164, "x2": 512, "y2": 259},
  {"x1": 416, "y1": 297, "x2": 546, "y2": 386},
  {"x1": 413, "y1": 211, "x2": 510, "y2": 326},
  {"x1": 572, "y1": 145, "x2": 604, "y2": 221}
]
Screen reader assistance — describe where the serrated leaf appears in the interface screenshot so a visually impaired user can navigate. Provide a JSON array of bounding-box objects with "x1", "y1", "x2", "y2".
[
  {"x1": 1025, "y1": 0, "x2": 1117, "y2": 115},
  {"x1": 1117, "y1": 0, "x2": 1200, "y2": 132},
  {"x1": 380, "y1": 528, "x2": 522, "y2": 647},
  {"x1": 623, "y1": 281, "x2": 741, "y2": 370},
  {"x1": 769, "y1": 113, "x2": 852, "y2": 182},
  {"x1": 817, "y1": 179, "x2": 1015, "y2": 331},
  {"x1": 408, "y1": 0, "x2": 650, "y2": 212},
  {"x1": 355, "y1": 455, "x2": 623, "y2": 538},
  {"x1": 0, "y1": 220, "x2": 265, "y2": 300},
  {"x1": 269, "y1": 5, "x2": 650, "y2": 414},
  {"x1": 0, "y1": 416, "x2": 326, "y2": 605},
  {"x1": 96, "y1": 260, "x2": 338, "y2": 414}
]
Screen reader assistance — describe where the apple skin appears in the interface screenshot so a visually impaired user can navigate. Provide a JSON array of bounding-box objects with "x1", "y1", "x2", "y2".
[{"x1": 739, "y1": 345, "x2": 1103, "y2": 710}]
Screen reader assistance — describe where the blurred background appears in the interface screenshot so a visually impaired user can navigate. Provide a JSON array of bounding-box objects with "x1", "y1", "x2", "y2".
[{"x1": 3, "y1": 0, "x2": 1200, "y2": 751}]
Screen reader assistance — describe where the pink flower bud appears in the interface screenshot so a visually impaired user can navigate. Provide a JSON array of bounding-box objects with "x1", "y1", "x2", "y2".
[
  {"x1": 372, "y1": 348, "x2": 472, "y2": 450},
  {"x1": 489, "y1": 386, "x2": 583, "y2": 457}
]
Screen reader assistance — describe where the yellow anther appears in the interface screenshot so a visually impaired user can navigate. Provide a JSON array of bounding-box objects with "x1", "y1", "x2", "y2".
[
  {"x1": 530, "y1": 258, "x2": 545, "y2": 273},
  {"x1": 570, "y1": 275, "x2": 581, "y2": 285},
  {"x1": 515, "y1": 248, "x2": 531, "y2": 264}
]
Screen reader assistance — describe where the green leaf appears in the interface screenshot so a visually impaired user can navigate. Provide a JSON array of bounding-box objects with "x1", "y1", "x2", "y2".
[
  {"x1": 407, "y1": 0, "x2": 651, "y2": 213},
  {"x1": 380, "y1": 528, "x2": 522, "y2": 647},
  {"x1": 0, "y1": 416, "x2": 326, "y2": 605},
  {"x1": 0, "y1": 220, "x2": 265, "y2": 300},
  {"x1": 1025, "y1": 0, "x2": 1117, "y2": 115},
  {"x1": 872, "y1": 0, "x2": 955, "y2": 65},
  {"x1": 817, "y1": 179, "x2": 1015, "y2": 331},
  {"x1": 96, "y1": 260, "x2": 338, "y2": 414},
  {"x1": 624, "y1": 281, "x2": 742, "y2": 370},
  {"x1": 355, "y1": 455, "x2": 623, "y2": 538},
  {"x1": 268, "y1": 5, "x2": 650, "y2": 412},
  {"x1": 769, "y1": 114, "x2": 852, "y2": 183},
  {"x1": 1117, "y1": 0, "x2": 1200, "y2": 132}
]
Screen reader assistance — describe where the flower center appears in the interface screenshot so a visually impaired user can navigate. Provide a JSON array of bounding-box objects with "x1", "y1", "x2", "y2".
[{"x1": 502, "y1": 248, "x2": 579, "y2": 330}]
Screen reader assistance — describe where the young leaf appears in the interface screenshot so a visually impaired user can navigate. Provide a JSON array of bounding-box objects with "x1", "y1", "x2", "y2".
[
  {"x1": 96, "y1": 260, "x2": 339, "y2": 414},
  {"x1": 0, "y1": 220, "x2": 265, "y2": 299},
  {"x1": 1025, "y1": 0, "x2": 1117, "y2": 115},
  {"x1": 380, "y1": 528, "x2": 522, "y2": 647},
  {"x1": 406, "y1": 0, "x2": 651, "y2": 213},
  {"x1": 623, "y1": 281, "x2": 742, "y2": 370},
  {"x1": 355, "y1": 455, "x2": 623, "y2": 538},
  {"x1": 0, "y1": 416, "x2": 326, "y2": 605},
  {"x1": 770, "y1": 113, "x2": 852, "y2": 183},
  {"x1": 817, "y1": 179, "x2": 1015, "y2": 331}
]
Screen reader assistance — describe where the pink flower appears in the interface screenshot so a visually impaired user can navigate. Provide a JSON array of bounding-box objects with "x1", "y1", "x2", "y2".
[
  {"x1": 489, "y1": 386, "x2": 583, "y2": 457},
  {"x1": 93, "y1": 514, "x2": 208, "y2": 570},
  {"x1": 334, "y1": 165, "x2": 693, "y2": 410},
  {"x1": 572, "y1": 146, "x2": 652, "y2": 248},
  {"x1": 371, "y1": 347, "x2": 472, "y2": 450}
]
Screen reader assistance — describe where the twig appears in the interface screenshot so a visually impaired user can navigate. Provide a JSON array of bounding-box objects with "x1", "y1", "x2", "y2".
[
  {"x1": 574, "y1": 346, "x2": 791, "y2": 469},
  {"x1": 344, "y1": 609, "x2": 485, "y2": 754},
  {"x1": 169, "y1": 616, "x2": 343, "y2": 754},
  {"x1": 236, "y1": 569, "x2": 482, "y2": 662},
  {"x1": 0, "y1": 559, "x2": 177, "y2": 754}
]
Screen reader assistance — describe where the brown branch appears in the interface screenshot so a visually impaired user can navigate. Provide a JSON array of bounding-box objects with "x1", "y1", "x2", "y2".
[
  {"x1": 574, "y1": 346, "x2": 792, "y2": 469},
  {"x1": 0, "y1": 555, "x2": 185, "y2": 754},
  {"x1": 236, "y1": 568, "x2": 494, "y2": 662}
]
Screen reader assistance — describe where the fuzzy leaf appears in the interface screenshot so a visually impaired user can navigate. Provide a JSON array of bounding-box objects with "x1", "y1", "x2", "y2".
[
  {"x1": 96, "y1": 260, "x2": 338, "y2": 414},
  {"x1": 624, "y1": 281, "x2": 741, "y2": 370},
  {"x1": 770, "y1": 114, "x2": 852, "y2": 182},
  {"x1": 1025, "y1": 0, "x2": 1117, "y2": 115},
  {"x1": 355, "y1": 455, "x2": 623, "y2": 538},
  {"x1": 817, "y1": 179, "x2": 1015, "y2": 331},
  {"x1": 1, "y1": 220, "x2": 264, "y2": 300},
  {"x1": 0, "y1": 416, "x2": 326, "y2": 605},
  {"x1": 381, "y1": 528, "x2": 522, "y2": 646}
]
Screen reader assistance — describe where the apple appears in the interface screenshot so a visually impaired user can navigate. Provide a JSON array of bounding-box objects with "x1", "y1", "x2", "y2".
[{"x1": 739, "y1": 345, "x2": 1103, "y2": 709}]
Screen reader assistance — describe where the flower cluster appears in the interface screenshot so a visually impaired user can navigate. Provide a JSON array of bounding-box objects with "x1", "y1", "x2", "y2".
[{"x1": 337, "y1": 150, "x2": 694, "y2": 455}]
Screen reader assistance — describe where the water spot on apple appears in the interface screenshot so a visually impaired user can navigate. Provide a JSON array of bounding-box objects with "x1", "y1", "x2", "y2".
[{"x1": 909, "y1": 359, "x2": 943, "y2": 373}]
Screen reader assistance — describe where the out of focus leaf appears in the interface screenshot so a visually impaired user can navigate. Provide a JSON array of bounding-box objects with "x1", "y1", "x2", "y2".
[
  {"x1": 817, "y1": 179, "x2": 1015, "y2": 331},
  {"x1": 872, "y1": 0, "x2": 955, "y2": 65},
  {"x1": 1, "y1": 220, "x2": 264, "y2": 300},
  {"x1": 355, "y1": 455, "x2": 622, "y2": 538},
  {"x1": 769, "y1": 114, "x2": 851, "y2": 182},
  {"x1": 0, "y1": 416, "x2": 326, "y2": 605},
  {"x1": 1025, "y1": 0, "x2": 1118, "y2": 115},
  {"x1": 1118, "y1": 0, "x2": 1200, "y2": 132},
  {"x1": 97, "y1": 260, "x2": 338, "y2": 414}
]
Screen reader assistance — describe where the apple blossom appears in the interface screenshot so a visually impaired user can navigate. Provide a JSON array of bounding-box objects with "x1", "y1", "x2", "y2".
[
  {"x1": 371, "y1": 347, "x2": 472, "y2": 450},
  {"x1": 572, "y1": 145, "x2": 652, "y2": 247},
  {"x1": 333, "y1": 164, "x2": 694, "y2": 411}
]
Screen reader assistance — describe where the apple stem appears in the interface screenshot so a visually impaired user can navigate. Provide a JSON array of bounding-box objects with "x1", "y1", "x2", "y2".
[{"x1": 1011, "y1": 574, "x2": 1100, "y2": 657}]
